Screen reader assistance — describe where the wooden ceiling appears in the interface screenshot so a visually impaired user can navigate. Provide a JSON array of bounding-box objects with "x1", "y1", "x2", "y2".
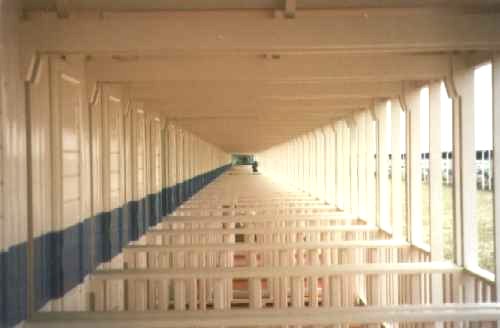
[{"x1": 21, "y1": 0, "x2": 500, "y2": 153}]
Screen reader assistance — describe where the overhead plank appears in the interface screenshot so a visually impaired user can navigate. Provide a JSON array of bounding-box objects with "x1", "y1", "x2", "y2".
[
  {"x1": 21, "y1": 9, "x2": 500, "y2": 56},
  {"x1": 128, "y1": 81, "x2": 403, "y2": 102},
  {"x1": 85, "y1": 54, "x2": 449, "y2": 83}
]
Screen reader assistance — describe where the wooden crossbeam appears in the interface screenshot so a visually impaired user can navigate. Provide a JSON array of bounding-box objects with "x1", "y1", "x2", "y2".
[
  {"x1": 28, "y1": 304, "x2": 500, "y2": 328},
  {"x1": 180, "y1": 204, "x2": 330, "y2": 209},
  {"x1": 123, "y1": 240, "x2": 410, "y2": 253},
  {"x1": 147, "y1": 225, "x2": 379, "y2": 237},
  {"x1": 160, "y1": 214, "x2": 357, "y2": 224},
  {"x1": 92, "y1": 262, "x2": 460, "y2": 280}
]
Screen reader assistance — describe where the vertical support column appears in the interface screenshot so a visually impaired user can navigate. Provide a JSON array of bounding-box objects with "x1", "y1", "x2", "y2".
[
  {"x1": 310, "y1": 132, "x2": 317, "y2": 197},
  {"x1": 348, "y1": 118, "x2": 359, "y2": 216},
  {"x1": 492, "y1": 54, "x2": 500, "y2": 302},
  {"x1": 405, "y1": 85, "x2": 423, "y2": 245},
  {"x1": 391, "y1": 100, "x2": 403, "y2": 239},
  {"x1": 343, "y1": 122, "x2": 351, "y2": 212},
  {"x1": 449, "y1": 55, "x2": 477, "y2": 273},
  {"x1": 429, "y1": 85, "x2": 444, "y2": 247},
  {"x1": 176, "y1": 128, "x2": 184, "y2": 205},
  {"x1": 292, "y1": 139, "x2": 298, "y2": 186},
  {"x1": 323, "y1": 126, "x2": 334, "y2": 205},
  {"x1": 335, "y1": 122, "x2": 344, "y2": 209},
  {"x1": 429, "y1": 81, "x2": 444, "y2": 327},
  {"x1": 356, "y1": 113, "x2": 367, "y2": 220},
  {"x1": 375, "y1": 101, "x2": 390, "y2": 231},
  {"x1": 293, "y1": 139, "x2": 298, "y2": 188},
  {"x1": 365, "y1": 111, "x2": 376, "y2": 225},
  {"x1": 168, "y1": 124, "x2": 177, "y2": 208},
  {"x1": 301, "y1": 136, "x2": 307, "y2": 192},
  {"x1": 321, "y1": 130, "x2": 328, "y2": 203}
]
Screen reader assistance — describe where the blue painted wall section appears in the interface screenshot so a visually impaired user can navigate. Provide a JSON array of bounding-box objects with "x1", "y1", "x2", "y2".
[{"x1": 0, "y1": 164, "x2": 231, "y2": 328}]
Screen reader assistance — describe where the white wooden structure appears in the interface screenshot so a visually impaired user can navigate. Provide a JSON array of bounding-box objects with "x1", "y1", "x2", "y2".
[
  {"x1": 25, "y1": 167, "x2": 500, "y2": 326},
  {"x1": 1, "y1": 0, "x2": 500, "y2": 327}
]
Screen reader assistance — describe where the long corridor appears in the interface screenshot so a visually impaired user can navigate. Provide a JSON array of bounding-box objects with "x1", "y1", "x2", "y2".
[
  {"x1": 3, "y1": 2, "x2": 500, "y2": 326},
  {"x1": 27, "y1": 166, "x2": 499, "y2": 327}
]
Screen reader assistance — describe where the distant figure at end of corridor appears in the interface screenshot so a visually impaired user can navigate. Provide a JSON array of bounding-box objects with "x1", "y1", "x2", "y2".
[{"x1": 252, "y1": 161, "x2": 258, "y2": 173}]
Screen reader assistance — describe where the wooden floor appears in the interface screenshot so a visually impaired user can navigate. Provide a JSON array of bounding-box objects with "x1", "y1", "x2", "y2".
[{"x1": 27, "y1": 166, "x2": 500, "y2": 327}]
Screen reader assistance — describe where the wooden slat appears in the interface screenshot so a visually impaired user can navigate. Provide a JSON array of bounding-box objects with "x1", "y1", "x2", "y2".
[
  {"x1": 124, "y1": 240, "x2": 410, "y2": 253},
  {"x1": 406, "y1": 85, "x2": 423, "y2": 244},
  {"x1": 27, "y1": 304, "x2": 500, "y2": 328},
  {"x1": 91, "y1": 262, "x2": 461, "y2": 280},
  {"x1": 391, "y1": 98, "x2": 403, "y2": 238},
  {"x1": 161, "y1": 214, "x2": 358, "y2": 224},
  {"x1": 147, "y1": 225, "x2": 379, "y2": 237},
  {"x1": 493, "y1": 53, "x2": 500, "y2": 302}
]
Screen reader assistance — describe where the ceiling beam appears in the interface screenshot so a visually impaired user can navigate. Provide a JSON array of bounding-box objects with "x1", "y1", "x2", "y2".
[
  {"x1": 22, "y1": 0, "x2": 500, "y2": 12},
  {"x1": 128, "y1": 81, "x2": 402, "y2": 100},
  {"x1": 143, "y1": 98, "x2": 370, "y2": 113},
  {"x1": 86, "y1": 54, "x2": 449, "y2": 83},
  {"x1": 21, "y1": 9, "x2": 500, "y2": 56}
]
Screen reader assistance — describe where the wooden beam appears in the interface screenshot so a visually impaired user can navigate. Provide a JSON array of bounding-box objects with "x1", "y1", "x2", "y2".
[
  {"x1": 452, "y1": 55, "x2": 477, "y2": 268},
  {"x1": 124, "y1": 240, "x2": 410, "y2": 253},
  {"x1": 429, "y1": 81, "x2": 444, "y2": 261},
  {"x1": 26, "y1": 304, "x2": 500, "y2": 328},
  {"x1": 22, "y1": 0, "x2": 500, "y2": 12},
  {"x1": 391, "y1": 98, "x2": 403, "y2": 238},
  {"x1": 91, "y1": 262, "x2": 461, "y2": 280},
  {"x1": 404, "y1": 84, "x2": 423, "y2": 245},
  {"x1": 128, "y1": 80, "x2": 400, "y2": 101},
  {"x1": 86, "y1": 54, "x2": 449, "y2": 83},
  {"x1": 375, "y1": 100, "x2": 390, "y2": 231},
  {"x1": 147, "y1": 225, "x2": 379, "y2": 237},
  {"x1": 21, "y1": 10, "x2": 500, "y2": 56},
  {"x1": 493, "y1": 54, "x2": 500, "y2": 300}
]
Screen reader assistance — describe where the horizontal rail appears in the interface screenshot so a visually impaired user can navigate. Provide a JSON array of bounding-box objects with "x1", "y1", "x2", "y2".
[
  {"x1": 27, "y1": 304, "x2": 500, "y2": 327},
  {"x1": 182, "y1": 200, "x2": 324, "y2": 205},
  {"x1": 147, "y1": 225, "x2": 380, "y2": 236},
  {"x1": 161, "y1": 214, "x2": 358, "y2": 224},
  {"x1": 124, "y1": 239, "x2": 410, "y2": 253},
  {"x1": 184, "y1": 200, "x2": 331, "y2": 208},
  {"x1": 176, "y1": 206, "x2": 335, "y2": 210},
  {"x1": 92, "y1": 262, "x2": 461, "y2": 280}
]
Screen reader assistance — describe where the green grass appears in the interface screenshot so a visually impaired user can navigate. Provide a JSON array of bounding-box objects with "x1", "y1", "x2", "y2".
[{"x1": 419, "y1": 184, "x2": 494, "y2": 272}]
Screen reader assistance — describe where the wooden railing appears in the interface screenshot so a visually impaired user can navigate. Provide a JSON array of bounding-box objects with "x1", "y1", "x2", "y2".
[{"x1": 28, "y1": 169, "x2": 500, "y2": 327}]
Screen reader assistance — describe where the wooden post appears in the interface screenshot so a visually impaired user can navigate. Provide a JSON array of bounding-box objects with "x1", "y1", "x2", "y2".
[
  {"x1": 452, "y1": 55, "x2": 478, "y2": 270},
  {"x1": 375, "y1": 101, "x2": 390, "y2": 231},
  {"x1": 391, "y1": 99, "x2": 403, "y2": 239},
  {"x1": 347, "y1": 118, "x2": 359, "y2": 217},
  {"x1": 492, "y1": 54, "x2": 500, "y2": 305},
  {"x1": 366, "y1": 111, "x2": 377, "y2": 225},
  {"x1": 429, "y1": 82, "x2": 445, "y2": 317},
  {"x1": 334, "y1": 122, "x2": 344, "y2": 210},
  {"x1": 356, "y1": 113, "x2": 367, "y2": 220},
  {"x1": 404, "y1": 84, "x2": 424, "y2": 245}
]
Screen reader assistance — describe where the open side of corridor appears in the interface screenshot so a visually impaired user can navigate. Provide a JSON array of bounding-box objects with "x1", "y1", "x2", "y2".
[{"x1": 25, "y1": 166, "x2": 500, "y2": 327}]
